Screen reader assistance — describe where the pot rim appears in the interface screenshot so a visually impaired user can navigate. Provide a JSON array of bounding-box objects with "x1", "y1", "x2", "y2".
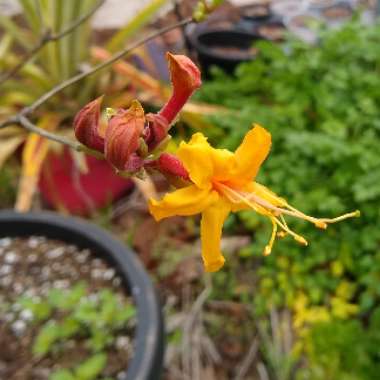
[
  {"x1": 0, "y1": 210, "x2": 164, "y2": 380},
  {"x1": 191, "y1": 28, "x2": 262, "y2": 62}
]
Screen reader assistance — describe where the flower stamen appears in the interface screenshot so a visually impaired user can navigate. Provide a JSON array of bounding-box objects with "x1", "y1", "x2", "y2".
[
  {"x1": 264, "y1": 217, "x2": 277, "y2": 256},
  {"x1": 215, "y1": 181, "x2": 358, "y2": 255}
]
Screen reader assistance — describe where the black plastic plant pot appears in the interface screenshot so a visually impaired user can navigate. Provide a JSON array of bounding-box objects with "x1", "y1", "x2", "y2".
[
  {"x1": 191, "y1": 29, "x2": 262, "y2": 76},
  {"x1": 0, "y1": 210, "x2": 164, "y2": 380}
]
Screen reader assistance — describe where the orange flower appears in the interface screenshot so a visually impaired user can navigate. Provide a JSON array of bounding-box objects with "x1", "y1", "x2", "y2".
[{"x1": 149, "y1": 125, "x2": 359, "y2": 272}]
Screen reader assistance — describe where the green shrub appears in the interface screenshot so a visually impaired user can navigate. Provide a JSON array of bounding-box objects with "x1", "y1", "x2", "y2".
[{"x1": 197, "y1": 19, "x2": 380, "y2": 316}]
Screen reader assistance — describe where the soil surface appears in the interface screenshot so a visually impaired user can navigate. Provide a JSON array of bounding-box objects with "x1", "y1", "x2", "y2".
[{"x1": 0, "y1": 236, "x2": 135, "y2": 380}]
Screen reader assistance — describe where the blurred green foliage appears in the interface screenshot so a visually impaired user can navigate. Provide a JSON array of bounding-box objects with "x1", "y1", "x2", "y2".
[
  {"x1": 196, "y1": 19, "x2": 380, "y2": 378},
  {"x1": 297, "y1": 308, "x2": 380, "y2": 380}
]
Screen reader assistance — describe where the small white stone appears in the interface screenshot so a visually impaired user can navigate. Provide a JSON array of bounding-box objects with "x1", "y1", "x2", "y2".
[
  {"x1": 103, "y1": 268, "x2": 115, "y2": 280},
  {"x1": 11, "y1": 320, "x2": 27, "y2": 336},
  {"x1": 0, "y1": 238, "x2": 11, "y2": 248},
  {"x1": 24, "y1": 289, "x2": 37, "y2": 298},
  {"x1": 27, "y1": 237, "x2": 40, "y2": 248},
  {"x1": 76, "y1": 249, "x2": 90, "y2": 263},
  {"x1": 27, "y1": 254, "x2": 38, "y2": 263},
  {"x1": 76, "y1": 254, "x2": 87, "y2": 264},
  {"x1": 4, "y1": 312, "x2": 15, "y2": 322},
  {"x1": 113, "y1": 277, "x2": 122, "y2": 287},
  {"x1": 20, "y1": 309, "x2": 34, "y2": 322},
  {"x1": 117, "y1": 371, "x2": 127, "y2": 380},
  {"x1": 0, "y1": 265, "x2": 12, "y2": 276},
  {"x1": 91, "y1": 268, "x2": 103, "y2": 279},
  {"x1": 4, "y1": 251, "x2": 18, "y2": 264},
  {"x1": 11, "y1": 303, "x2": 22, "y2": 312},
  {"x1": 115, "y1": 336, "x2": 131, "y2": 350},
  {"x1": 0, "y1": 276, "x2": 12, "y2": 287},
  {"x1": 53, "y1": 279, "x2": 70, "y2": 289},
  {"x1": 46, "y1": 247, "x2": 65, "y2": 259},
  {"x1": 13, "y1": 282, "x2": 24, "y2": 294},
  {"x1": 67, "y1": 245, "x2": 78, "y2": 253}
]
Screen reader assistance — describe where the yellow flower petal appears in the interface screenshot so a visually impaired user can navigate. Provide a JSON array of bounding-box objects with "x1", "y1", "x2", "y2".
[
  {"x1": 200, "y1": 198, "x2": 231, "y2": 272},
  {"x1": 177, "y1": 132, "x2": 234, "y2": 188},
  {"x1": 149, "y1": 185, "x2": 218, "y2": 221},
  {"x1": 230, "y1": 124, "x2": 271, "y2": 186}
]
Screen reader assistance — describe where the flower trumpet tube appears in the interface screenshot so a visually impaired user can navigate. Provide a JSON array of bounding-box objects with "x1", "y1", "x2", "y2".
[
  {"x1": 158, "y1": 52, "x2": 202, "y2": 125},
  {"x1": 149, "y1": 125, "x2": 360, "y2": 273},
  {"x1": 145, "y1": 53, "x2": 202, "y2": 149}
]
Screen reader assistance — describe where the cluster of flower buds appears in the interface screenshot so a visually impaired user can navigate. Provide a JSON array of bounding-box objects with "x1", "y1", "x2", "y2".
[{"x1": 73, "y1": 52, "x2": 201, "y2": 180}]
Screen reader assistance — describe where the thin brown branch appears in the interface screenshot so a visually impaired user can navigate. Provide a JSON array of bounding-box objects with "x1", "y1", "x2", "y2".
[
  {"x1": 0, "y1": 16, "x2": 193, "y2": 152},
  {"x1": 17, "y1": 115, "x2": 81, "y2": 151},
  {"x1": 20, "y1": 17, "x2": 193, "y2": 117},
  {"x1": 0, "y1": 0, "x2": 105, "y2": 86}
]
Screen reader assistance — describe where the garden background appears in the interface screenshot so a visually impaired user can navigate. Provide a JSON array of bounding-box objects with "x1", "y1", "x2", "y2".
[{"x1": 0, "y1": 1, "x2": 380, "y2": 379}]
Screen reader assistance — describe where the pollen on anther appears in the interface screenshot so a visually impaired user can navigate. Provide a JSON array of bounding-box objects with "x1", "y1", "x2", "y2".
[
  {"x1": 264, "y1": 246, "x2": 272, "y2": 256},
  {"x1": 315, "y1": 221, "x2": 327, "y2": 229},
  {"x1": 295, "y1": 236, "x2": 308, "y2": 246}
]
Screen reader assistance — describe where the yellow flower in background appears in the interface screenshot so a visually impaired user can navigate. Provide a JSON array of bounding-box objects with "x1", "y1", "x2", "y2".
[{"x1": 149, "y1": 125, "x2": 359, "y2": 272}]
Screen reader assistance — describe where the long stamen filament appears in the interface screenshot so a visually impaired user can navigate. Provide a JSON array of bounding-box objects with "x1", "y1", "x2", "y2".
[
  {"x1": 272, "y1": 215, "x2": 308, "y2": 246},
  {"x1": 264, "y1": 217, "x2": 277, "y2": 256},
  {"x1": 215, "y1": 181, "x2": 358, "y2": 253},
  {"x1": 218, "y1": 183, "x2": 308, "y2": 247},
  {"x1": 277, "y1": 215, "x2": 289, "y2": 238}
]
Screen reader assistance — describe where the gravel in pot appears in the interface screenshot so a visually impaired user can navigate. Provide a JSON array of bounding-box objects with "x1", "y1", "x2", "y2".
[{"x1": 0, "y1": 211, "x2": 164, "y2": 380}]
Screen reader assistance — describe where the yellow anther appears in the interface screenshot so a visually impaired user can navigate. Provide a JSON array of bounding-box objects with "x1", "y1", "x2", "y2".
[
  {"x1": 295, "y1": 235, "x2": 308, "y2": 246},
  {"x1": 315, "y1": 221, "x2": 327, "y2": 229},
  {"x1": 264, "y1": 246, "x2": 272, "y2": 256}
]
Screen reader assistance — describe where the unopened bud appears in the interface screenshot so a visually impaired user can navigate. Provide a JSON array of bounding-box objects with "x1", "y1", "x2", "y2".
[
  {"x1": 158, "y1": 153, "x2": 190, "y2": 181},
  {"x1": 73, "y1": 96, "x2": 104, "y2": 152},
  {"x1": 145, "y1": 113, "x2": 169, "y2": 150},
  {"x1": 105, "y1": 100, "x2": 145, "y2": 171}
]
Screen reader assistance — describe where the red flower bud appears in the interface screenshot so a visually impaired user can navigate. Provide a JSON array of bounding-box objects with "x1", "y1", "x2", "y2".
[
  {"x1": 158, "y1": 53, "x2": 202, "y2": 124},
  {"x1": 157, "y1": 153, "x2": 190, "y2": 181},
  {"x1": 73, "y1": 96, "x2": 104, "y2": 152},
  {"x1": 105, "y1": 100, "x2": 145, "y2": 171},
  {"x1": 145, "y1": 113, "x2": 169, "y2": 149}
]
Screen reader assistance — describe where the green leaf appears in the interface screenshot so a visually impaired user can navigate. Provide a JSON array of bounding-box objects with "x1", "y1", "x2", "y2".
[
  {"x1": 50, "y1": 369, "x2": 76, "y2": 380},
  {"x1": 17, "y1": 297, "x2": 52, "y2": 322},
  {"x1": 75, "y1": 353, "x2": 107, "y2": 380},
  {"x1": 33, "y1": 321, "x2": 61, "y2": 356}
]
